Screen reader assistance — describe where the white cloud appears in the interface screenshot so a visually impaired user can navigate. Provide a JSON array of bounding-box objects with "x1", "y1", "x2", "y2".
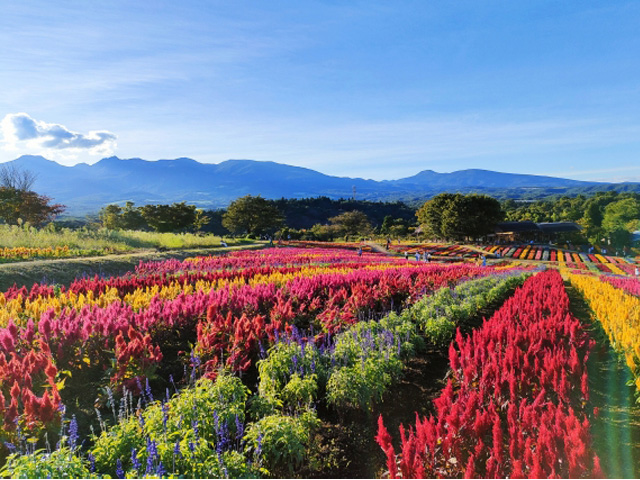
[{"x1": 0, "y1": 113, "x2": 117, "y2": 159}]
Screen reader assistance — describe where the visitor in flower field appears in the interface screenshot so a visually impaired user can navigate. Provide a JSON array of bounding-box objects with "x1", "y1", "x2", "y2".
[
  {"x1": 404, "y1": 251, "x2": 409, "y2": 260},
  {"x1": 415, "y1": 252, "x2": 420, "y2": 261},
  {"x1": 635, "y1": 266, "x2": 639, "y2": 277}
]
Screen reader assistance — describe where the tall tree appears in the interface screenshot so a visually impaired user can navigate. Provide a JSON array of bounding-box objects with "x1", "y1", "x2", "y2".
[
  {"x1": 140, "y1": 202, "x2": 198, "y2": 233},
  {"x1": 602, "y1": 197, "x2": 640, "y2": 234},
  {"x1": 328, "y1": 210, "x2": 372, "y2": 237},
  {"x1": 416, "y1": 193, "x2": 458, "y2": 238},
  {"x1": 99, "y1": 204, "x2": 123, "y2": 230},
  {"x1": 222, "y1": 195, "x2": 284, "y2": 235},
  {"x1": 417, "y1": 193, "x2": 503, "y2": 240}
]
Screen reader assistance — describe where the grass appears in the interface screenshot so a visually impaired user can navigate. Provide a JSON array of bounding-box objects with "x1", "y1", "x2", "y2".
[
  {"x1": 0, "y1": 224, "x2": 235, "y2": 253},
  {"x1": 0, "y1": 223, "x2": 264, "y2": 289},
  {"x1": 0, "y1": 243, "x2": 265, "y2": 291}
]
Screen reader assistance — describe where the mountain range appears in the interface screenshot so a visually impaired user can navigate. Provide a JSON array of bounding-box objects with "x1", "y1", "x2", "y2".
[{"x1": 4, "y1": 155, "x2": 639, "y2": 215}]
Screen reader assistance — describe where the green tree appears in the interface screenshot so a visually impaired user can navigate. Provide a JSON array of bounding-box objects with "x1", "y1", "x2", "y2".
[
  {"x1": 417, "y1": 193, "x2": 503, "y2": 240},
  {"x1": 99, "y1": 204, "x2": 123, "y2": 229},
  {"x1": 309, "y1": 223, "x2": 341, "y2": 241},
  {"x1": 380, "y1": 215, "x2": 393, "y2": 234},
  {"x1": 120, "y1": 201, "x2": 146, "y2": 230},
  {"x1": 192, "y1": 208, "x2": 210, "y2": 233},
  {"x1": 328, "y1": 210, "x2": 372, "y2": 237},
  {"x1": 602, "y1": 197, "x2": 640, "y2": 234},
  {"x1": 416, "y1": 193, "x2": 457, "y2": 238},
  {"x1": 222, "y1": 195, "x2": 284, "y2": 236},
  {"x1": 141, "y1": 202, "x2": 198, "y2": 233}
]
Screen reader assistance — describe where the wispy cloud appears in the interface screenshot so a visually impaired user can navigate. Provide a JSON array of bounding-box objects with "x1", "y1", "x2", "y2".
[{"x1": 0, "y1": 113, "x2": 117, "y2": 161}]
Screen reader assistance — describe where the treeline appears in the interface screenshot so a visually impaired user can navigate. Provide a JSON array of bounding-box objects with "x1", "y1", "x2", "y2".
[
  {"x1": 504, "y1": 191, "x2": 640, "y2": 247},
  {"x1": 97, "y1": 196, "x2": 418, "y2": 238},
  {"x1": 93, "y1": 191, "x2": 640, "y2": 250},
  {"x1": 100, "y1": 202, "x2": 209, "y2": 233},
  {"x1": 270, "y1": 197, "x2": 416, "y2": 229},
  {"x1": 216, "y1": 195, "x2": 416, "y2": 240},
  {"x1": 62, "y1": 191, "x2": 640, "y2": 251}
]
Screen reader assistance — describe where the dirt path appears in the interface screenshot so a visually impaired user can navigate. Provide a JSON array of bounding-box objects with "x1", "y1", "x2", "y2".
[{"x1": 365, "y1": 241, "x2": 395, "y2": 255}]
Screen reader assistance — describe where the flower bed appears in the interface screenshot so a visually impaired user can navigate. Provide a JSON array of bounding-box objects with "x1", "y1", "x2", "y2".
[
  {"x1": 570, "y1": 273, "x2": 640, "y2": 392},
  {"x1": 376, "y1": 270, "x2": 601, "y2": 478},
  {"x1": 0, "y1": 247, "x2": 503, "y2": 450}
]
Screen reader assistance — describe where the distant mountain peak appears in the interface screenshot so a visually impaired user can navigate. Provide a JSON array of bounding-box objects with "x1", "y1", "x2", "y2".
[
  {"x1": 3, "y1": 155, "x2": 635, "y2": 215},
  {"x1": 13, "y1": 154, "x2": 54, "y2": 164}
]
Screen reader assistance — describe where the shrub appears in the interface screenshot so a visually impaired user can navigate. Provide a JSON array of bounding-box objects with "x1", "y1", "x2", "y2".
[{"x1": 244, "y1": 409, "x2": 320, "y2": 477}]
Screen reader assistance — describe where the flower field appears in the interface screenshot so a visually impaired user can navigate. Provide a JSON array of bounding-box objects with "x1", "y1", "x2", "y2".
[
  {"x1": 0, "y1": 244, "x2": 634, "y2": 478},
  {"x1": 0, "y1": 248, "x2": 508, "y2": 470},
  {"x1": 482, "y1": 244, "x2": 635, "y2": 273},
  {"x1": 376, "y1": 270, "x2": 602, "y2": 478},
  {"x1": 389, "y1": 243, "x2": 482, "y2": 258}
]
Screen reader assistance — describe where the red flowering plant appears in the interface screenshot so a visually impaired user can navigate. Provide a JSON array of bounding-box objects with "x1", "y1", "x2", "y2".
[{"x1": 377, "y1": 270, "x2": 603, "y2": 478}]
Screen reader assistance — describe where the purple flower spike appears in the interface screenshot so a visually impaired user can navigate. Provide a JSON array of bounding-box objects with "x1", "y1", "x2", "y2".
[{"x1": 116, "y1": 459, "x2": 124, "y2": 479}]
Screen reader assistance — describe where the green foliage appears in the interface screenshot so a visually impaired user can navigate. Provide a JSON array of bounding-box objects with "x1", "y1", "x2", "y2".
[
  {"x1": 602, "y1": 197, "x2": 640, "y2": 235},
  {"x1": 503, "y1": 191, "x2": 640, "y2": 247},
  {"x1": 417, "y1": 193, "x2": 503, "y2": 240},
  {"x1": 256, "y1": 271, "x2": 532, "y2": 418},
  {"x1": 257, "y1": 341, "x2": 328, "y2": 413},
  {"x1": 244, "y1": 409, "x2": 320, "y2": 477},
  {"x1": 281, "y1": 373, "x2": 318, "y2": 410},
  {"x1": 99, "y1": 201, "x2": 206, "y2": 233},
  {"x1": 328, "y1": 210, "x2": 373, "y2": 237},
  {"x1": 326, "y1": 313, "x2": 416, "y2": 411},
  {"x1": 408, "y1": 271, "x2": 531, "y2": 345},
  {"x1": 140, "y1": 202, "x2": 199, "y2": 233},
  {"x1": 91, "y1": 373, "x2": 251, "y2": 477},
  {"x1": 0, "y1": 448, "x2": 94, "y2": 479},
  {"x1": 270, "y1": 196, "x2": 417, "y2": 231},
  {"x1": 309, "y1": 223, "x2": 342, "y2": 242},
  {"x1": 222, "y1": 195, "x2": 284, "y2": 236},
  {"x1": 327, "y1": 356, "x2": 403, "y2": 411},
  {"x1": 0, "y1": 223, "x2": 229, "y2": 253}
]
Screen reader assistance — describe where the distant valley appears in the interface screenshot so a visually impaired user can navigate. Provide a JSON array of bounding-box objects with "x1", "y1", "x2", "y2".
[{"x1": 5, "y1": 155, "x2": 640, "y2": 215}]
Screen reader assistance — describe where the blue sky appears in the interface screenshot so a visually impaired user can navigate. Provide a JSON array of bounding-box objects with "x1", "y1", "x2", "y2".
[{"x1": 1, "y1": 1, "x2": 640, "y2": 181}]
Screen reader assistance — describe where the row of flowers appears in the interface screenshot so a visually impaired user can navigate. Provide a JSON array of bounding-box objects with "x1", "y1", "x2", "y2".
[
  {"x1": 0, "y1": 248, "x2": 509, "y2": 450},
  {"x1": 484, "y1": 244, "x2": 634, "y2": 270},
  {"x1": 376, "y1": 270, "x2": 602, "y2": 478},
  {"x1": 0, "y1": 246, "x2": 73, "y2": 262},
  {"x1": 389, "y1": 243, "x2": 482, "y2": 258},
  {"x1": 568, "y1": 273, "x2": 640, "y2": 393}
]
